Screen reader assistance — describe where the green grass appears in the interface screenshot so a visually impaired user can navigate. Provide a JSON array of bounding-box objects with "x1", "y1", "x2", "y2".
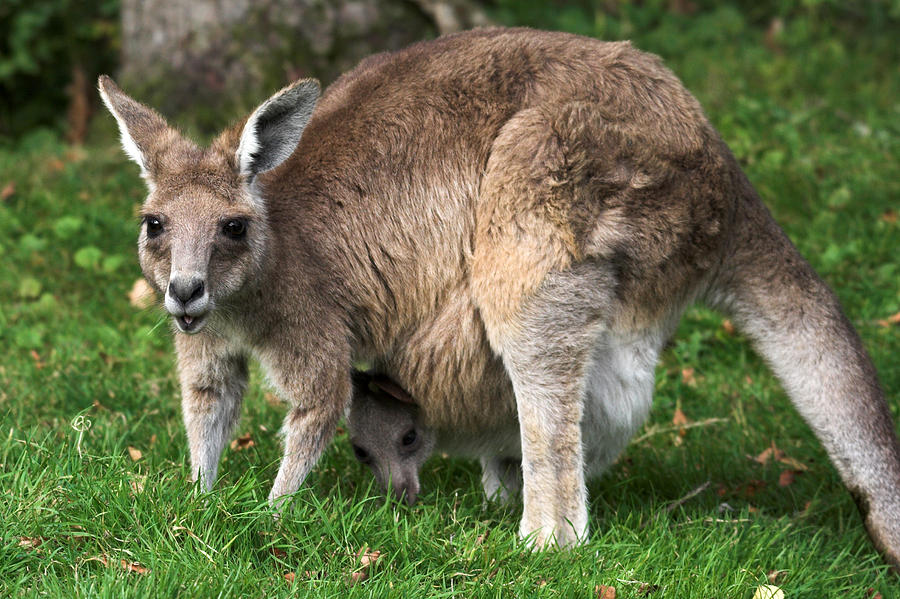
[{"x1": 2, "y1": 5, "x2": 899, "y2": 597}]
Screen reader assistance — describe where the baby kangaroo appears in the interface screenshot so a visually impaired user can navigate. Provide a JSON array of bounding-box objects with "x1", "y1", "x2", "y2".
[
  {"x1": 99, "y1": 27, "x2": 900, "y2": 566},
  {"x1": 348, "y1": 371, "x2": 523, "y2": 505}
]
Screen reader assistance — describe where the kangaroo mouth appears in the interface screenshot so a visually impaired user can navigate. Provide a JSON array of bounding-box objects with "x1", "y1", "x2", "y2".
[{"x1": 175, "y1": 313, "x2": 207, "y2": 333}]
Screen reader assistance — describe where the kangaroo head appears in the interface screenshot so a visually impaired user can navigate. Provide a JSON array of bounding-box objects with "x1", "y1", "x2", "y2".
[
  {"x1": 347, "y1": 372, "x2": 436, "y2": 505},
  {"x1": 98, "y1": 75, "x2": 320, "y2": 334}
]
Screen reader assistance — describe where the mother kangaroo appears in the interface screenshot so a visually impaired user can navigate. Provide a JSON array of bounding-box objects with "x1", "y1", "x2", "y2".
[{"x1": 98, "y1": 28, "x2": 900, "y2": 565}]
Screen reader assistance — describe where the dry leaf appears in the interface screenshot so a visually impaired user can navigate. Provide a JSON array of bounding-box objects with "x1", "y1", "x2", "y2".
[
  {"x1": 270, "y1": 546, "x2": 287, "y2": 559},
  {"x1": 30, "y1": 350, "x2": 44, "y2": 369},
  {"x1": 751, "y1": 584, "x2": 784, "y2": 599},
  {"x1": 867, "y1": 588, "x2": 883, "y2": 599},
  {"x1": 346, "y1": 546, "x2": 382, "y2": 586},
  {"x1": 777, "y1": 455, "x2": 808, "y2": 472},
  {"x1": 680, "y1": 367, "x2": 697, "y2": 387},
  {"x1": 722, "y1": 319, "x2": 735, "y2": 334},
  {"x1": 284, "y1": 572, "x2": 295, "y2": 583},
  {"x1": 475, "y1": 531, "x2": 489, "y2": 546},
  {"x1": 149, "y1": 434, "x2": 157, "y2": 447},
  {"x1": 127, "y1": 446, "x2": 142, "y2": 461},
  {"x1": 877, "y1": 312, "x2": 900, "y2": 328},
  {"x1": 128, "y1": 278, "x2": 156, "y2": 310},
  {"x1": 230, "y1": 433, "x2": 255, "y2": 451},
  {"x1": 767, "y1": 570, "x2": 785, "y2": 583},
  {"x1": 0, "y1": 181, "x2": 15, "y2": 201},
  {"x1": 778, "y1": 470, "x2": 797, "y2": 487},
  {"x1": 18, "y1": 537, "x2": 43, "y2": 551},
  {"x1": 358, "y1": 549, "x2": 381, "y2": 569},
  {"x1": 672, "y1": 407, "x2": 689, "y2": 427},
  {"x1": 596, "y1": 584, "x2": 617, "y2": 599},
  {"x1": 637, "y1": 582, "x2": 660, "y2": 596},
  {"x1": 85, "y1": 554, "x2": 149, "y2": 575},
  {"x1": 130, "y1": 476, "x2": 146, "y2": 494},
  {"x1": 882, "y1": 209, "x2": 897, "y2": 224},
  {"x1": 121, "y1": 559, "x2": 150, "y2": 575},
  {"x1": 754, "y1": 442, "x2": 785, "y2": 465}
]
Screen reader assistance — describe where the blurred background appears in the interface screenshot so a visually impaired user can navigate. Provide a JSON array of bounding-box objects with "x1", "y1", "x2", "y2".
[
  {"x1": 2, "y1": 0, "x2": 899, "y2": 141},
  {"x1": 1, "y1": 3, "x2": 899, "y2": 594}
]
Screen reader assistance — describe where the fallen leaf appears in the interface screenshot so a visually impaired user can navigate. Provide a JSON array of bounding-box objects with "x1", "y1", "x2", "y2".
[
  {"x1": 149, "y1": 434, "x2": 157, "y2": 446},
  {"x1": 754, "y1": 442, "x2": 785, "y2": 465},
  {"x1": 672, "y1": 407, "x2": 689, "y2": 427},
  {"x1": 777, "y1": 455, "x2": 808, "y2": 472},
  {"x1": 121, "y1": 559, "x2": 150, "y2": 575},
  {"x1": 722, "y1": 319, "x2": 735, "y2": 335},
  {"x1": 346, "y1": 546, "x2": 382, "y2": 585},
  {"x1": 867, "y1": 588, "x2": 883, "y2": 599},
  {"x1": 358, "y1": 548, "x2": 381, "y2": 569},
  {"x1": 30, "y1": 350, "x2": 45, "y2": 369},
  {"x1": 230, "y1": 433, "x2": 255, "y2": 451},
  {"x1": 127, "y1": 278, "x2": 156, "y2": 310},
  {"x1": 475, "y1": 531, "x2": 489, "y2": 546},
  {"x1": 85, "y1": 554, "x2": 149, "y2": 575},
  {"x1": 127, "y1": 446, "x2": 143, "y2": 461},
  {"x1": 767, "y1": 570, "x2": 785, "y2": 583},
  {"x1": 130, "y1": 475, "x2": 146, "y2": 494},
  {"x1": 0, "y1": 181, "x2": 15, "y2": 201},
  {"x1": 638, "y1": 583, "x2": 660, "y2": 596},
  {"x1": 778, "y1": 470, "x2": 797, "y2": 487},
  {"x1": 18, "y1": 537, "x2": 44, "y2": 551},
  {"x1": 882, "y1": 209, "x2": 897, "y2": 224},
  {"x1": 680, "y1": 368, "x2": 697, "y2": 387},
  {"x1": 877, "y1": 312, "x2": 900, "y2": 328},
  {"x1": 596, "y1": 584, "x2": 617, "y2": 599},
  {"x1": 284, "y1": 572, "x2": 295, "y2": 583},
  {"x1": 752, "y1": 584, "x2": 784, "y2": 599},
  {"x1": 270, "y1": 546, "x2": 287, "y2": 559}
]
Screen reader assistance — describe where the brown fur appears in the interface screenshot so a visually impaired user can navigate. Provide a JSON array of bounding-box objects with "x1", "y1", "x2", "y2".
[{"x1": 99, "y1": 27, "x2": 900, "y2": 565}]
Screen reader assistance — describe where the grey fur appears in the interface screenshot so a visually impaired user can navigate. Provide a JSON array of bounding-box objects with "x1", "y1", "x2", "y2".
[{"x1": 99, "y1": 28, "x2": 900, "y2": 566}]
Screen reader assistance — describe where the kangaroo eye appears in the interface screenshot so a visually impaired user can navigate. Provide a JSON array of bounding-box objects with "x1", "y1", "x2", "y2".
[
  {"x1": 352, "y1": 445, "x2": 370, "y2": 463},
  {"x1": 401, "y1": 430, "x2": 417, "y2": 447},
  {"x1": 145, "y1": 216, "x2": 163, "y2": 238},
  {"x1": 222, "y1": 219, "x2": 247, "y2": 239}
]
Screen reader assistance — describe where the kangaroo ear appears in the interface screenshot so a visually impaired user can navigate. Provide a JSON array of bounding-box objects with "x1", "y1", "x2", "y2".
[
  {"x1": 236, "y1": 78, "x2": 320, "y2": 178},
  {"x1": 97, "y1": 75, "x2": 173, "y2": 179},
  {"x1": 369, "y1": 376, "x2": 417, "y2": 405}
]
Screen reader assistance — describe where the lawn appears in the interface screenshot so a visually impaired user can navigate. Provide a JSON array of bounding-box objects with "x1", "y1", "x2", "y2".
[{"x1": 1, "y1": 4, "x2": 899, "y2": 598}]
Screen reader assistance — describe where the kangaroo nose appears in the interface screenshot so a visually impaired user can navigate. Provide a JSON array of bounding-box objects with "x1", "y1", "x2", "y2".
[
  {"x1": 392, "y1": 481, "x2": 418, "y2": 506},
  {"x1": 168, "y1": 278, "x2": 204, "y2": 305}
]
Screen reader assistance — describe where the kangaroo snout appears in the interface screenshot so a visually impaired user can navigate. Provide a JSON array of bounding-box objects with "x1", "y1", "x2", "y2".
[
  {"x1": 165, "y1": 274, "x2": 209, "y2": 332},
  {"x1": 391, "y1": 477, "x2": 419, "y2": 506}
]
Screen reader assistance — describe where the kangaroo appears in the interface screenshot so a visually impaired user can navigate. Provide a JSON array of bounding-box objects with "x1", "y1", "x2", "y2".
[{"x1": 98, "y1": 27, "x2": 900, "y2": 566}]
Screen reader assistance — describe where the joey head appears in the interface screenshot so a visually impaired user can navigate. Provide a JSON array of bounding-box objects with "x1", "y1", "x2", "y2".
[
  {"x1": 348, "y1": 371, "x2": 435, "y2": 505},
  {"x1": 100, "y1": 28, "x2": 900, "y2": 568},
  {"x1": 348, "y1": 371, "x2": 523, "y2": 505}
]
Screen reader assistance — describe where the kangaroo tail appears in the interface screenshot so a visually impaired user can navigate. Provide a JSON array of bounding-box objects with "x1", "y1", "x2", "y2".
[{"x1": 705, "y1": 184, "x2": 900, "y2": 568}]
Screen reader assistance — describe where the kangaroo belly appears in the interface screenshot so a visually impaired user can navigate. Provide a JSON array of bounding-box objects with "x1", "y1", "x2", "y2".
[{"x1": 374, "y1": 284, "x2": 517, "y2": 433}]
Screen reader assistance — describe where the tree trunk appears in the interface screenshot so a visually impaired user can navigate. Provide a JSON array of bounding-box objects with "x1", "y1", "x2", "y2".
[{"x1": 119, "y1": 0, "x2": 451, "y2": 132}]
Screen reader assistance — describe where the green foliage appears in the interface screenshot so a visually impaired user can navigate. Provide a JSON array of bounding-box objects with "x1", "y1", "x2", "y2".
[
  {"x1": 1, "y1": 3, "x2": 899, "y2": 597},
  {"x1": 0, "y1": 0, "x2": 119, "y2": 139}
]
